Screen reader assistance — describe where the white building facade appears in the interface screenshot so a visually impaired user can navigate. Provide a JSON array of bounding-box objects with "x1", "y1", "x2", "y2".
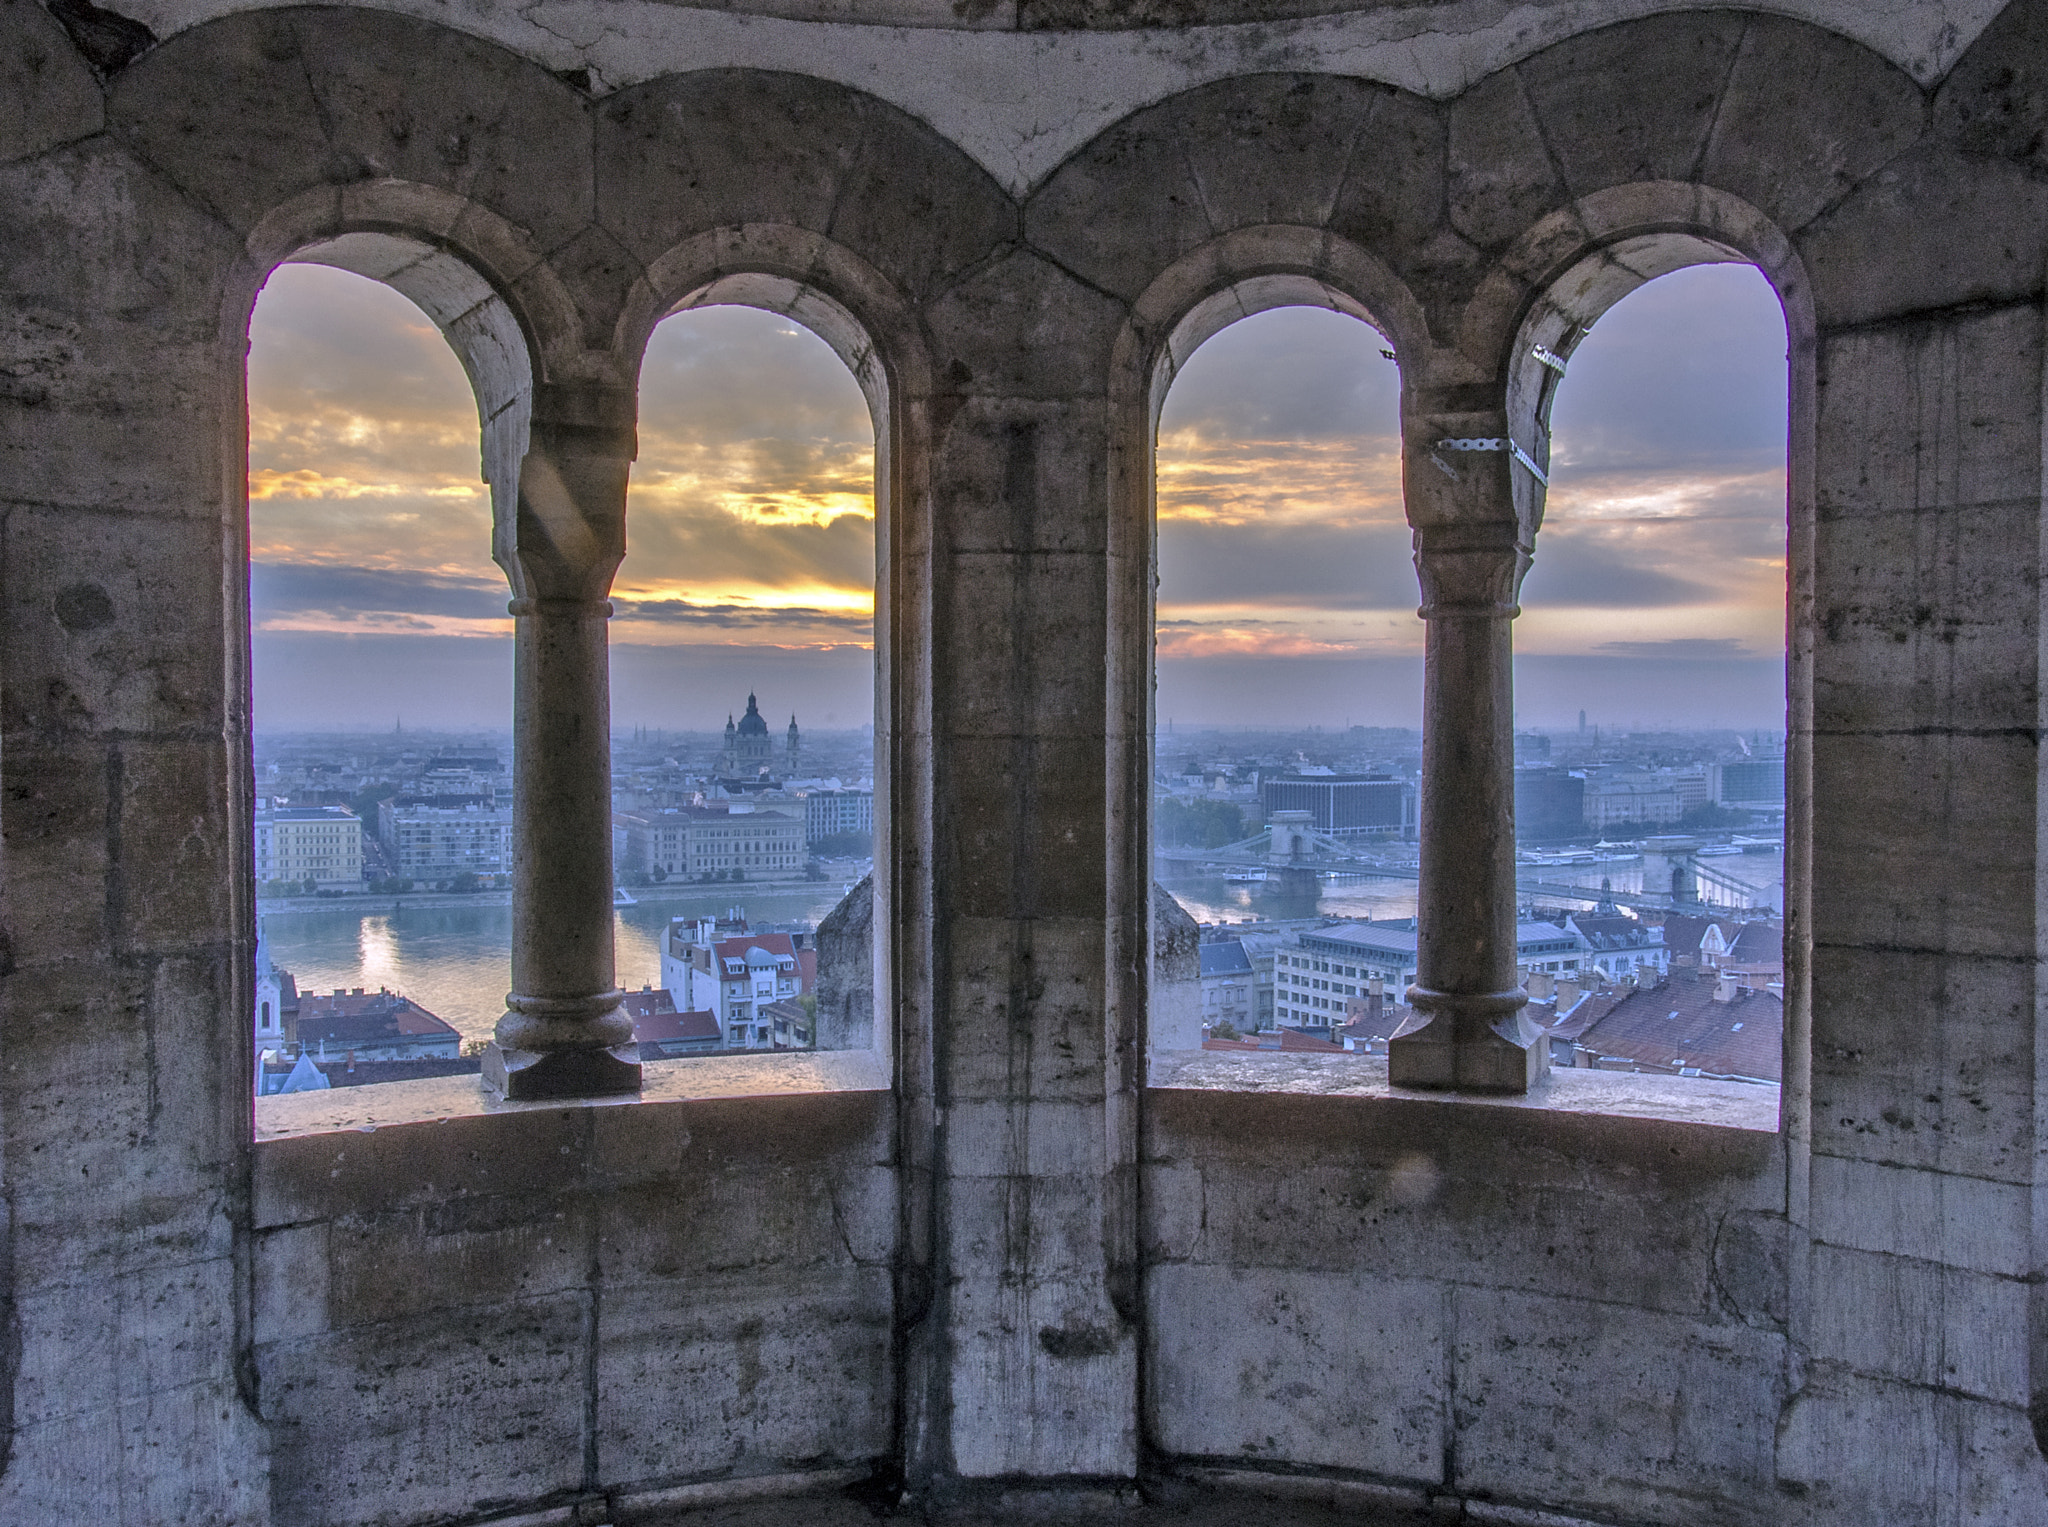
[{"x1": 254, "y1": 805, "x2": 363, "y2": 888}]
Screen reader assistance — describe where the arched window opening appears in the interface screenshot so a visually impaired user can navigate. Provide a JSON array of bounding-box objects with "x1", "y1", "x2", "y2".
[
  {"x1": 612, "y1": 302, "x2": 880, "y2": 1060},
  {"x1": 1516, "y1": 262, "x2": 1790, "y2": 1088},
  {"x1": 1149, "y1": 302, "x2": 1419, "y2": 1061},
  {"x1": 248, "y1": 261, "x2": 513, "y2": 1104}
]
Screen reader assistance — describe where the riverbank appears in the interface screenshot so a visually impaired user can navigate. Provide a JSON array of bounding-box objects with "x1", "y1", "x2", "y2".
[{"x1": 257, "y1": 873, "x2": 852, "y2": 919}]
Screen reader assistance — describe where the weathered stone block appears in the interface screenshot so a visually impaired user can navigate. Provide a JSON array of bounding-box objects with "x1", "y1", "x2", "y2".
[
  {"x1": 938, "y1": 915, "x2": 1111, "y2": 1098},
  {"x1": 1451, "y1": 1284, "x2": 1782, "y2": 1524},
  {"x1": 936, "y1": 550, "x2": 1110, "y2": 738},
  {"x1": 1809, "y1": 1151, "x2": 2030, "y2": 1277},
  {"x1": 1701, "y1": 17, "x2": 1927, "y2": 237},
  {"x1": 0, "y1": 0, "x2": 103, "y2": 167},
  {"x1": 1174, "y1": 75, "x2": 1384, "y2": 235},
  {"x1": 1810, "y1": 729, "x2": 2036, "y2": 961},
  {"x1": 254, "y1": 1222, "x2": 331, "y2": 1344},
  {"x1": 925, "y1": 247, "x2": 1126, "y2": 401},
  {"x1": 108, "y1": 14, "x2": 336, "y2": 234},
  {"x1": 259, "y1": 1293, "x2": 587, "y2": 1527},
  {"x1": 1025, "y1": 105, "x2": 1215, "y2": 305},
  {"x1": 1808, "y1": 1243, "x2": 2028, "y2": 1405},
  {"x1": 1148, "y1": 1263, "x2": 1444, "y2": 1480},
  {"x1": 292, "y1": 9, "x2": 593, "y2": 250},
  {"x1": 826, "y1": 101, "x2": 1018, "y2": 304},
  {"x1": 0, "y1": 738, "x2": 112, "y2": 964},
  {"x1": 328, "y1": 1199, "x2": 594, "y2": 1327},
  {"x1": 937, "y1": 736, "x2": 1108, "y2": 920},
  {"x1": 946, "y1": 1241, "x2": 1135, "y2": 1477},
  {"x1": 929, "y1": 398, "x2": 1112, "y2": 555},
  {"x1": 1800, "y1": 143, "x2": 2048, "y2": 328},
  {"x1": 1329, "y1": 86, "x2": 1456, "y2": 272},
  {"x1": 1814, "y1": 303, "x2": 2045, "y2": 520},
  {"x1": 596, "y1": 1273, "x2": 892, "y2": 1486},
  {"x1": 1446, "y1": 68, "x2": 1568, "y2": 253},
  {"x1": 1934, "y1": 0, "x2": 2048, "y2": 178},
  {"x1": 1517, "y1": 13, "x2": 1748, "y2": 197},
  {"x1": 1808, "y1": 942, "x2": 2034, "y2": 1182},
  {"x1": 595, "y1": 70, "x2": 870, "y2": 262},
  {"x1": 0, "y1": 1378, "x2": 264, "y2": 1526},
  {"x1": 253, "y1": 1104, "x2": 592, "y2": 1227},
  {"x1": 1812, "y1": 498, "x2": 2042, "y2": 736},
  {"x1": 3, "y1": 506, "x2": 227, "y2": 738}
]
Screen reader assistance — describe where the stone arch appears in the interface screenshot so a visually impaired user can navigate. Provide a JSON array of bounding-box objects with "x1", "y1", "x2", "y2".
[
  {"x1": 234, "y1": 183, "x2": 583, "y2": 572},
  {"x1": 1464, "y1": 181, "x2": 1815, "y2": 539},
  {"x1": 619, "y1": 221, "x2": 937, "y2": 1094},
  {"x1": 1107, "y1": 226, "x2": 1428, "y2": 1058},
  {"x1": 1472, "y1": 181, "x2": 1815, "y2": 1119}
]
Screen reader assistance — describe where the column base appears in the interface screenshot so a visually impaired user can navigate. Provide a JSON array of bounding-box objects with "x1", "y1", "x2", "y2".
[
  {"x1": 481, "y1": 1042, "x2": 642, "y2": 1101},
  {"x1": 1387, "y1": 989, "x2": 1549, "y2": 1094}
]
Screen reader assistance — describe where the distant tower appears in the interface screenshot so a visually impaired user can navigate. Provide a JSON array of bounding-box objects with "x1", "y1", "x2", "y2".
[
  {"x1": 721, "y1": 713, "x2": 738, "y2": 774},
  {"x1": 787, "y1": 714, "x2": 801, "y2": 773}
]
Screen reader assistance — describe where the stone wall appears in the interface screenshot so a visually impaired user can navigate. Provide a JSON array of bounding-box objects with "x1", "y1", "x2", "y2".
[
  {"x1": 2, "y1": 0, "x2": 2046, "y2": 1520},
  {"x1": 252, "y1": 1080, "x2": 895, "y2": 1527}
]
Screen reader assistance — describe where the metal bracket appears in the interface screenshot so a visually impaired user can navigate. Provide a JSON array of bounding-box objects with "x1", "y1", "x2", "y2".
[
  {"x1": 1434, "y1": 436, "x2": 1548, "y2": 486},
  {"x1": 1531, "y1": 344, "x2": 1568, "y2": 376},
  {"x1": 1509, "y1": 441, "x2": 1549, "y2": 487}
]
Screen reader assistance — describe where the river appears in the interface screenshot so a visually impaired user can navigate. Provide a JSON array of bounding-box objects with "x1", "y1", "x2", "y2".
[
  {"x1": 262, "y1": 850, "x2": 1784, "y2": 1045},
  {"x1": 261, "y1": 883, "x2": 857, "y2": 1047}
]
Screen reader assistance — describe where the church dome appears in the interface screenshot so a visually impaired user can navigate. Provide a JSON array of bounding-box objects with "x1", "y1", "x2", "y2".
[{"x1": 736, "y1": 693, "x2": 769, "y2": 736}]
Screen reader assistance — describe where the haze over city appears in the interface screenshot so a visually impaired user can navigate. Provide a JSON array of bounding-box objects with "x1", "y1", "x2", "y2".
[{"x1": 247, "y1": 260, "x2": 1789, "y2": 735}]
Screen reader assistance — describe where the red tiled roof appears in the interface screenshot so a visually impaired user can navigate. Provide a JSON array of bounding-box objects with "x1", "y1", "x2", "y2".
[
  {"x1": 295, "y1": 990, "x2": 459, "y2": 1044},
  {"x1": 1278, "y1": 1030, "x2": 1344, "y2": 1052},
  {"x1": 619, "y1": 988, "x2": 677, "y2": 1022},
  {"x1": 712, "y1": 933, "x2": 798, "y2": 971},
  {"x1": 1574, "y1": 976, "x2": 1782, "y2": 1081}
]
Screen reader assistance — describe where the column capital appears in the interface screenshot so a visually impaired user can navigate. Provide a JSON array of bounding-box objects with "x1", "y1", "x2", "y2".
[{"x1": 1412, "y1": 522, "x2": 1530, "y2": 619}]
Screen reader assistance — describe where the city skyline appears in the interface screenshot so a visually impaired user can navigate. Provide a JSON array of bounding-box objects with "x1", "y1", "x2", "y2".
[{"x1": 248, "y1": 262, "x2": 1788, "y2": 732}]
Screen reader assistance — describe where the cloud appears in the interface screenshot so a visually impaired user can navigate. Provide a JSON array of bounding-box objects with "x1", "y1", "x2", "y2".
[
  {"x1": 251, "y1": 561, "x2": 510, "y2": 631},
  {"x1": 1160, "y1": 305, "x2": 1400, "y2": 443},
  {"x1": 617, "y1": 497, "x2": 874, "y2": 596},
  {"x1": 1544, "y1": 263, "x2": 1788, "y2": 475},
  {"x1": 1594, "y1": 638, "x2": 1755, "y2": 659},
  {"x1": 612, "y1": 598, "x2": 872, "y2": 635},
  {"x1": 1158, "y1": 518, "x2": 1418, "y2": 609}
]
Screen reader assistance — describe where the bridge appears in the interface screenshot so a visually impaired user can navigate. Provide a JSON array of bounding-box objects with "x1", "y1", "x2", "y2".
[{"x1": 1155, "y1": 811, "x2": 1776, "y2": 913}]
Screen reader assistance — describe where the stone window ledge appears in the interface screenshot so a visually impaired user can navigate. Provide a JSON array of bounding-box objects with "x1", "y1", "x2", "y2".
[
  {"x1": 253, "y1": 1047, "x2": 889, "y2": 1142},
  {"x1": 1148, "y1": 1049, "x2": 1779, "y2": 1133}
]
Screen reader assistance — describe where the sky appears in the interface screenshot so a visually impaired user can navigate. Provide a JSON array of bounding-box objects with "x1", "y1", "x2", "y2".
[{"x1": 247, "y1": 260, "x2": 1787, "y2": 735}]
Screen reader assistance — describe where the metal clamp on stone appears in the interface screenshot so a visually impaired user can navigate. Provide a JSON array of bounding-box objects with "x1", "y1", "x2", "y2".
[{"x1": 1435, "y1": 437, "x2": 1548, "y2": 487}]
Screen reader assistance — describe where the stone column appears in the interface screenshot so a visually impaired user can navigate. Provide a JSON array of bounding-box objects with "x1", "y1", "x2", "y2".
[
  {"x1": 1388, "y1": 438, "x2": 1549, "y2": 1092},
  {"x1": 482, "y1": 391, "x2": 641, "y2": 1100}
]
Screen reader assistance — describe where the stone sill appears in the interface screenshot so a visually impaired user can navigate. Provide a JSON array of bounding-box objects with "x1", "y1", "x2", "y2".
[
  {"x1": 1148, "y1": 1049, "x2": 1780, "y2": 1133},
  {"x1": 253, "y1": 1046, "x2": 890, "y2": 1142},
  {"x1": 253, "y1": 1045, "x2": 1777, "y2": 1143}
]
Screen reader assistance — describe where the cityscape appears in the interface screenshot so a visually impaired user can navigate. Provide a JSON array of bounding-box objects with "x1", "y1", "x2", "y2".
[
  {"x1": 253, "y1": 709, "x2": 1785, "y2": 1099},
  {"x1": 247, "y1": 243, "x2": 1793, "y2": 1108}
]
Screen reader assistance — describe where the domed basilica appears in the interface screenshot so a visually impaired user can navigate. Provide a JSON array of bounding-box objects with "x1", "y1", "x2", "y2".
[{"x1": 718, "y1": 692, "x2": 800, "y2": 778}]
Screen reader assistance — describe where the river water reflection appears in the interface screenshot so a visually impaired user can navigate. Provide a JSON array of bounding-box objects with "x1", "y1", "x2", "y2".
[
  {"x1": 260, "y1": 884, "x2": 856, "y2": 1048},
  {"x1": 262, "y1": 851, "x2": 1783, "y2": 1047}
]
